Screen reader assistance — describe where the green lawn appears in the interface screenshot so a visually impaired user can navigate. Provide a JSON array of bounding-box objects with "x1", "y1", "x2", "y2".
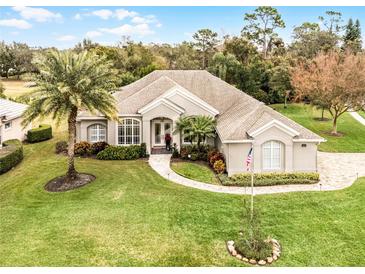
[
  {"x1": 0, "y1": 132, "x2": 364, "y2": 266},
  {"x1": 1, "y1": 79, "x2": 35, "y2": 98},
  {"x1": 271, "y1": 103, "x2": 365, "y2": 152},
  {"x1": 171, "y1": 161, "x2": 219, "y2": 185}
]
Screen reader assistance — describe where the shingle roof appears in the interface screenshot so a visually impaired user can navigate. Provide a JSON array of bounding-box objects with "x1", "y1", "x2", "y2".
[
  {"x1": 79, "y1": 70, "x2": 323, "y2": 142},
  {"x1": 0, "y1": 99, "x2": 28, "y2": 121}
]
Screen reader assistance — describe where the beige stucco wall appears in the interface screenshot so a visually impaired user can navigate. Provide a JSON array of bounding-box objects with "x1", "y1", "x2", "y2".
[
  {"x1": 293, "y1": 142, "x2": 318, "y2": 172},
  {"x1": 76, "y1": 119, "x2": 108, "y2": 143},
  {"x1": 1, "y1": 117, "x2": 30, "y2": 143},
  {"x1": 224, "y1": 127, "x2": 318, "y2": 176}
]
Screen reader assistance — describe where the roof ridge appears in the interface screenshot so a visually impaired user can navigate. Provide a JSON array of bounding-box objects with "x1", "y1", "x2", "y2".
[{"x1": 116, "y1": 75, "x2": 174, "y2": 104}]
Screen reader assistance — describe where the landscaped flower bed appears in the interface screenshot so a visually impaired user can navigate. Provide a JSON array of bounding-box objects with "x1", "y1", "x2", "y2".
[
  {"x1": 175, "y1": 144, "x2": 227, "y2": 174},
  {"x1": 227, "y1": 238, "x2": 281, "y2": 266},
  {"x1": 219, "y1": 172, "x2": 320, "y2": 187},
  {"x1": 55, "y1": 141, "x2": 147, "y2": 160}
]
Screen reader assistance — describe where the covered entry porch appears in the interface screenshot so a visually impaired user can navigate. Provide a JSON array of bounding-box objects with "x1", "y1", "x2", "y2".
[{"x1": 150, "y1": 117, "x2": 174, "y2": 154}]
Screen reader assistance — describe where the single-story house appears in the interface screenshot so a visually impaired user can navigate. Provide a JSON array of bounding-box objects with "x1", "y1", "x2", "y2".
[
  {"x1": 77, "y1": 70, "x2": 325, "y2": 175},
  {"x1": 0, "y1": 98, "x2": 30, "y2": 147}
]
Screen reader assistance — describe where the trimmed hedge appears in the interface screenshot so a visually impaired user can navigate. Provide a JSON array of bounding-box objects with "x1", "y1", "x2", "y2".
[
  {"x1": 27, "y1": 124, "x2": 52, "y2": 143},
  {"x1": 0, "y1": 139, "x2": 23, "y2": 174},
  {"x1": 55, "y1": 141, "x2": 68, "y2": 154},
  {"x1": 220, "y1": 172, "x2": 320, "y2": 187},
  {"x1": 96, "y1": 145, "x2": 142, "y2": 160}
]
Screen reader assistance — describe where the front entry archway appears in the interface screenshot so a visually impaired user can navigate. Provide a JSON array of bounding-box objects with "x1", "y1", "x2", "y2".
[{"x1": 151, "y1": 118, "x2": 173, "y2": 147}]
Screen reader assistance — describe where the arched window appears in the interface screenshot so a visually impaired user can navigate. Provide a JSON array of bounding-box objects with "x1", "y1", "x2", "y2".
[
  {"x1": 118, "y1": 118, "x2": 141, "y2": 145},
  {"x1": 262, "y1": 141, "x2": 283, "y2": 170},
  {"x1": 88, "y1": 124, "x2": 106, "y2": 143}
]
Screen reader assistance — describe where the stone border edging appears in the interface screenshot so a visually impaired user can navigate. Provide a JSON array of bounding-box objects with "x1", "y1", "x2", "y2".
[{"x1": 227, "y1": 238, "x2": 281, "y2": 266}]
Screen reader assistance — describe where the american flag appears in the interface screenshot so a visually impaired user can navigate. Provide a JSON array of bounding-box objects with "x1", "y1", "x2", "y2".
[{"x1": 246, "y1": 147, "x2": 253, "y2": 171}]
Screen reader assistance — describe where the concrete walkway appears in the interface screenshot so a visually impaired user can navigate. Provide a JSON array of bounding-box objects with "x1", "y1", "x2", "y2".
[
  {"x1": 349, "y1": 111, "x2": 365, "y2": 126},
  {"x1": 149, "y1": 152, "x2": 365, "y2": 195}
]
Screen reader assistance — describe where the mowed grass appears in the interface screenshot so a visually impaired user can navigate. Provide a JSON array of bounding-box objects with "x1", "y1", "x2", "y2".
[
  {"x1": 0, "y1": 130, "x2": 364, "y2": 266},
  {"x1": 1, "y1": 79, "x2": 35, "y2": 97},
  {"x1": 358, "y1": 110, "x2": 365, "y2": 120},
  {"x1": 271, "y1": 103, "x2": 365, "y2": 152},
  {"x1": 170, "y1": 161, "x2": 220, "y2": 185}
]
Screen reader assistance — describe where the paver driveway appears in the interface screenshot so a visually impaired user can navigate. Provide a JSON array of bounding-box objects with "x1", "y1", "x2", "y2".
[{"x1": 149, "y1": 152, "x2": 365, "y2": 195}]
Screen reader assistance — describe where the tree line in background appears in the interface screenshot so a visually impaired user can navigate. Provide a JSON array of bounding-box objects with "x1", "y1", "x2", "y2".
[{"x1": 0, "y1": 7, "x2": 364, "y2": 129}]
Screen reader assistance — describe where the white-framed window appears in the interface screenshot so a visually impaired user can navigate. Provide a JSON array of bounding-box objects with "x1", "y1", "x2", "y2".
[
  {"x1": 262, "y1": 140, "x2": 282, "y2": 170},
  {"x1": 87, "y1": 124, "x2": 106, "y2": 143},
  {"x1": 182, "y1": 129, "x2": 207, "y2": 145},
  {"x1": 4, "y1": 122, "x2": 12, "y2": 130},
  {"x1": 118, "y1": 118, "x2": 141, "y2": 145}
]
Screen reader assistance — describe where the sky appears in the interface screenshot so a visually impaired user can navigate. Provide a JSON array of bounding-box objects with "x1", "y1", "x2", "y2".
[{"x1": 0, "y1": 6, "x2": 365, "y2": 49}]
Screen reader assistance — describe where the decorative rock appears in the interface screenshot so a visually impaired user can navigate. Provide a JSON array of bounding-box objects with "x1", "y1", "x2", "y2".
[
  {"x1": 227, "y1": 245, "x2": 235, "y2": 253},
  {"x1": 273, "y1": 255, "x2": 278, "y2": 261},
  {"x1": 249, "y1": 259, "x2": 257, "y2": 265},
  {"x1": 236, "y1": 254, "x2": 242, "y2": 260},
  {"x1": 242, "y1": 257, "x2": 249, "y2": 262},
  {"x1": 273, "y1": 247, "x2": 280, "y2": 253},
  {"x1": 271, "y1": 239, "x2": 279, "y2": 245},
  {"x1": 232, "y1": 250, "x2": 238, "y2": 256},
  {"x1": 266, "y1": 257, "x2": 273, "y2": 264},
  {"x1": 273, "y1": 251, "x2": 280, "y2": 257},
  {"x1": 258, "y1": 260, "x2": 266, "y2": 266},
  {"x1": 227, "y1": 240, "x2": 234, "y2": 246}
]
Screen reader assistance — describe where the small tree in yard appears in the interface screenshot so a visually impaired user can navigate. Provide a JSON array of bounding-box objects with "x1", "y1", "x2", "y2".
[
  {"x1": 175, "y1": 115, "x2": 216, "y2": 148},
  {"x1": 22, "y1": 50, "x2": 118, "y2": 185},
  {"x1": 291, "y1": 51, "x2": 365, "y2": 135}
]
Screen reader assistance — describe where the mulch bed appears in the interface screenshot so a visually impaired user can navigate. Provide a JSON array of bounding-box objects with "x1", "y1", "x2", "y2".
[
  {"x1": 322, "y1": 131, "x2": 345, "y2": 137},
  {"x1": 44, "y1": 173, "x2": 96, "y2": 192}
]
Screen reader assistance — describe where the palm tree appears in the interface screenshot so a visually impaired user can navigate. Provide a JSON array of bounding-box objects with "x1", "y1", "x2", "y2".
[
  {"x1": 175, "y1": 115, "x2": 216, "y2": 148},
  {"x1": 175, "y1": 116, "x2": 195, "y2": 144},
  {"x1": 190, "y1": 115, "x2": 216, "y2": 147},
  {"x1": 22, "y1": 50, "x2": 118, "y2": 182}
]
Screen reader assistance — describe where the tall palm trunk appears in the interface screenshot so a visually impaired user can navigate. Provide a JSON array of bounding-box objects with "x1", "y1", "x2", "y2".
[{"x1": 66, "y1": 107, "x2": 78, "y2": 180}]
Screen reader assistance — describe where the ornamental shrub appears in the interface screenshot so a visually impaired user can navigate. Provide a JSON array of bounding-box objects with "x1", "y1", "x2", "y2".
[
  {"x1": 179, "y1": 144, "x2": 212, "y2": 161},
  {"x1": 209, "y1": 152, "x2": 225, "y2": 167},
  {"x1": 223, "y1": 172, "x2": 320, "y2": 187},
  {"x1": 140, "y1": 142, "x2": 147, "y2": 158},
  {"x1": 190, "y1": 152, "x2": 199, "y2": 161},
  {"x1": 74, "y1": 141, "x2": 91, "y2": 156},
  {"x1": 55, "y1": 141, "x2": 68, "y2": 154},
  {"x1": 0, "y1": 139, "x2": 23, "y2": 174},
  {"x1": 96, "y1": 145, "x2": 142, "y2": 160},
  {"x1": 90, "y1": 141, "x2": 109, "y2": 155},
  {"x1": 213, "y1": 159, "x2": 226, "y2": 174},
  {"x1": 172, "y1": 143, "x2": 179, "y2": 158},
  {"x1": 27, "y1": 124, "x2": 52, "y2": 143}
]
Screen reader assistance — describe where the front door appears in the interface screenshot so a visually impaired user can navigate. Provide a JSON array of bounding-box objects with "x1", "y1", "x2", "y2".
[{"x1": 152, "y1": 120, "x2": 172, "y2": 147}]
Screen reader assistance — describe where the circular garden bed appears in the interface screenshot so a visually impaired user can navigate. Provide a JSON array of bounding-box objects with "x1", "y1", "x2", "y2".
[
  {"x1": 45, "y1": 173, "x2": 95, "y2": 192},
  {"x1": 226, "y1": 238, "x2": 281, "y2": 266}
]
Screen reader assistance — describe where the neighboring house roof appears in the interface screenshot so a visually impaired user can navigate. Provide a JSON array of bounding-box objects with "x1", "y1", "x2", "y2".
[
  {"x1": 78, "y1": 70, "x2": 324, "y2": 143},
  {"x1": 0, "y1": 99, "x2": 28, "y2": 121}
]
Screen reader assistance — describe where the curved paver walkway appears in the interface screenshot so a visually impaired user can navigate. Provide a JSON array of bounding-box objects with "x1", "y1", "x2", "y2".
[
  {"x1": 349, "y1": 111, "x2": 365, "y2": 126},
  {"x1": 149, "y1": 152, "x2": 365, "y2": 195}
]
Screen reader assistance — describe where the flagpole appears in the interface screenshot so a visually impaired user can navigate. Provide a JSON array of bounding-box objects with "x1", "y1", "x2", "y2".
[{"x1": 250, "y1": 144, "x2": 254, "y2": 220}]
